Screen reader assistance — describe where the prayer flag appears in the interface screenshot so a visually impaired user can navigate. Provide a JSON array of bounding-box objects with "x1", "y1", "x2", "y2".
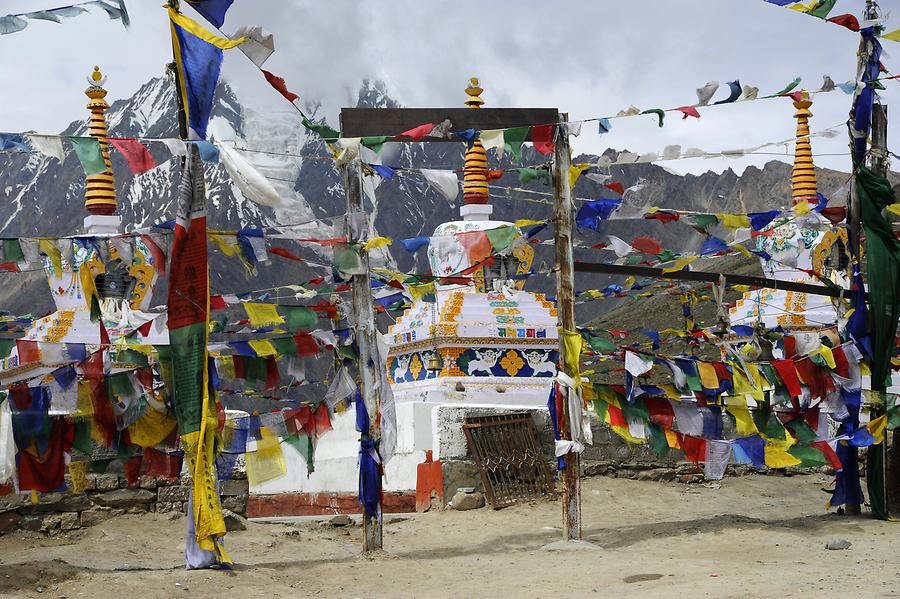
[
  {"x1": 109, "y1": 138, "x2": 155, "y2": 174},
  {"x1": 166, "y1": 145, "x2": 229, "y2": 564},
  {"x1": 503, "y1": 127, "x2": 529, "y2": 161},
  {"x1": 243, "y1": 302, "x2": 284, "y2": 328},
  {"x1": 530, "y1": 125, "x2": 554, "y2": 155},
  {"x1": 575, "y1": 199, "x2": 622, "y2": 231},
  {"x1": 169, "y1": 7, "x2": 245, "y2": 139},
  {"x1": 186, "y1": 0, "x2": 234, "y2": 28},
  {"x1": 397, "y1": 123, "x2": 435, "y2": 141},
  {"x1": 69, "y1": 137, "x2": 106, "y2": 175}
]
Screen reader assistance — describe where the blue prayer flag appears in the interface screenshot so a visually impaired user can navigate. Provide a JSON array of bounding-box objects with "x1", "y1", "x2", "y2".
[
  {"x1": 370, "y1": 164, "x2": 395, "y2": 180},
  {"x1": 700, "y1": 235, "x2": 729, "y2": 255},
  {"x1": 0, "y1": 133, "x2": 29, "y2": 152},
  {"x1": 748, "y1": 210, "x2": 780, "y2": 231},
  {"x1": 400, "y1": 236, "x2": 430, "y2": 252},
  {"x1": 597, "y1": 118, "x2": 611, "y2": 134},
  {"x1": 186, "y1": 0, "x2": 234, "y2": 28},
  {"x1": 734, "y1": 435, "x2": 766, "y2": 468},
  {"x1": 713, "y1": 80, "x2": 742, "y2": 105},
  {"x1": 575, "y1": 199, "x2": 622, "y2": 231},
  {"x1": 172, "y1": 20, "x2": 224, "y2": 139}
]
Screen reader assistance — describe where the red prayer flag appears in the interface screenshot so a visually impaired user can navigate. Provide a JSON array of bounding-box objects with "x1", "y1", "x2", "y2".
[
  {"x1": 530, "y1": 125, "x2": 554, "y2": 155},
  {"x1": 270, "y1": 247, "x2": 304, "y2": 262},
  {"x1": 456, "y1": 231, "x2": 492, "y2": 264},
  {"x1": 0, "y1": 263, "x2": 20, "y2": 273},
  {"x1": 294, "y1": 333, "x2": 320, "y2": 356},
  {"x1": 677, "y1": 433, "x2": 706, "y2": 468},
  {"x1": 397, "y1": 123, "x2": 435, "y2": 141},
  {"x1": 15, "y1": 339, "x2": 39, "y2": 363},
  {"x1": 313, "y1": 403, "x2": 333, "y2": 437},
  {"x1": 827, "y1": 14, "x2": 860, "y2": 31},
  {"x1": 674, "y1": 106, "x2": 701, "y2": 119},
  {"x1": 109, "y1": 138, "x2": 156, "y2": 174},
  {"x1": 262, "y1": 70, "x2": 299, "y2": 103},
  {"x1": 646, "y1": 398, "x2": 674, "y2": 430},
  {"x1": 644, "y1": 211, "x2": 679, "y2": 223},
  {"x1": 140, "y1": 234, "x2": 167, "y2": 274},
  {"x1": 771, "y1": 359, "x2": 803, "y2": 398},
  {"x1": 631, "y1": 236, "x2": 664, "y2": 255},
  {"x1": 210, "y1": 295, "x2": 227, "y2": 311},
  {"x1": 603, "y1": 182, "x2": 625, "y2": 195}
]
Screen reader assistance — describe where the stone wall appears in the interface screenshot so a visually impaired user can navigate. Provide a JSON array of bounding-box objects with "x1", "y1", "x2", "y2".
[{"x1": 0, "y1": 474, "x2": 248, "y2": 536}]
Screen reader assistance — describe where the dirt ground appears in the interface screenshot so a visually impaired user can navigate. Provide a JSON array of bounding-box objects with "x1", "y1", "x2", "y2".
[{"x1": 0, "y1": 473, "x2": 895, "y2": 599}]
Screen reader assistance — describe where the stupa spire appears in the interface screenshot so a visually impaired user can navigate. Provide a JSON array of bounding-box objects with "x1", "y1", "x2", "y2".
[
  {"x1": 460, "y1": 77, "x2": 492, "y2": 221},
  {"x1": 791, "y1": 92, "x2": 818, "y2": 205},
  {"x1": 84, "y1": 66, "x2": 118, "y2": 216}
]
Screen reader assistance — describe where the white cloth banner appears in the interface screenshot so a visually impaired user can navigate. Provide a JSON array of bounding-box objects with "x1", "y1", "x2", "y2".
[
  {"x1": 420, "y1": 169, "x2": 459, "y2": 202},
  {"x1": 218, "y1": 142, "x2": 283, "y2": 207},
  {"x1": 625, "y1": 351, "x2": 653, "y2": 377},
  {"x1": 704, "y1": 439, "x2": 731, "y2": 481},
  {"x1": 233, "y1": 25, "x2": 274, "y2": 67},
  {"x1": 26, "y1": 134, "x2": 65, "y2": 161},
  {"x1": 0, "y1": 400, "x2": 16, "y2": 484}
]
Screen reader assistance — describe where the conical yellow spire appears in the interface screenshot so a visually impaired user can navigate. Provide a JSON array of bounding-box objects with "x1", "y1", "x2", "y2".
[
  {"x1": 84, "y1": 66, "x2": 117, "y2": 216},
  {"x1": 462, "y1": 77, "x2": 489, "y2": 205},
  {"x1": 791, "y1": 92, "x2": 818, "y2": 205}
]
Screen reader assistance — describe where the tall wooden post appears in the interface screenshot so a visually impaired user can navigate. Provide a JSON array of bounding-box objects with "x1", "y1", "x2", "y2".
[
  {"x1": 869, "y1": 104, "x2": 898, "y2": 517},
  {"x1": 344, "y1": 158, "x2": 384, "y2": 551},
  {"x1": 552, "y1": 114, "x2": 581, "y2": 541}
]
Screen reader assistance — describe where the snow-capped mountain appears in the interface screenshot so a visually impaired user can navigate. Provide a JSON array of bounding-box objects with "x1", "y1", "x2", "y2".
[{"x1": 0, "y1": 74, "x2": 860, "y2": 317}]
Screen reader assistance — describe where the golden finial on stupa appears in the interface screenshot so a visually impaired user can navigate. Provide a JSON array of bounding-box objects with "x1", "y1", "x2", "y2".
[
  {"x1": 791, "y1": 91, "x2": 818, "y2": 205},
  {"x1": 464, "y1": 77, "x2": 484, "y2": 109},
  {"x1": 84, "y1": 66, "x2": 117, "y2": 216},
  {"x1": 463, "y1": 77, "x2": 489, "y2": 205}
]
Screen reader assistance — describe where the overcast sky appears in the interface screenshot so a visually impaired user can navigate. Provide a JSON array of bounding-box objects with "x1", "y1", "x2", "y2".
[{"x1": 1, "y1": 0, "x2": 898, "y2": 175}]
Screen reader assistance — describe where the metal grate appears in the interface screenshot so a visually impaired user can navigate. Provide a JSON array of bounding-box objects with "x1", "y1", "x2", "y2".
[{"x1": 463, "y1": 413, "x2": 556, "y2": 508}]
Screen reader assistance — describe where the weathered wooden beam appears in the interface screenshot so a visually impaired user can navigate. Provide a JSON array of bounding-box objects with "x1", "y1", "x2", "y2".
[
  {"x1": 340, "y1": 107, "x2": 559, "y2": 140},
  {"x1": 573, "y1": 261, "x2": 867, "y2": 300}
]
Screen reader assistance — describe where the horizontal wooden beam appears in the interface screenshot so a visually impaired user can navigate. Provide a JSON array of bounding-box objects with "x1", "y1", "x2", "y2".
[
  {"x1": 339, "y1": 108, "x2": 559, "y2": 140},
  {"x1": 573, "y1": 260, "x2": 867, "y2": 300}
]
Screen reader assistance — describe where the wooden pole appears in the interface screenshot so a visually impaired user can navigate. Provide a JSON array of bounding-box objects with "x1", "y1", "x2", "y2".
[
  {"x1": 552, "y1": 114, "x2": 581, "y2": 541},
  {"x1": 869, "y1": 104, "x2": 897, "y2": 517},
  {"x1": 343, "y1": 158, "x2": 383, "y2": 551}
]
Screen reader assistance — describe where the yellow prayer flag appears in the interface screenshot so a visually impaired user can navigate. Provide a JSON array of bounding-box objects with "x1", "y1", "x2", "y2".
[
  {"x1": 867, "y1": 414, "x2": 888, "y2": 444},
  {"x1": 246, "y1": 427, "x2": 287, "y2": 485},
  {"x1": 883, "y1": 28, "x2": 900, "y2": 42},
  {"x1": 363, "y1": 236, "x2": 392, "y2": 251},
  {"x1": 559, "y1": 328, "x2": 583, "y2": 382},
  {"x1": 623, "y1": 276, "x2": 635, "y2": 289},
  {"x1": 409, "y1": 281, "x2": 436, "y2": 302},
  {"x1": 129, "y1": 406, "x2": 178, "y2": 448},
  {"x1": 718, "y1": 214, "x2": 751, "y2": 229},
  {"x1": 886, "y1": 203, "x2": 900, "y2": 216},
  {"x1": 665, "y1": 429, "x2": 681, "y2": 449},
  {"x1": 39, "y1": 240, "x2": 62, "y2": 275},
  {"x1": 732, "y1": 285, "x2": 751, "y2": 293},
  {"x1": 732, "y1": 244, "x2": 753, "y2": 259},
  {"x1": 568, "y1": 163, "x2": 591, "y2": 188},
  {"x1": 811, "y1": 345, "x2": 836, "y2": 369},
  {"x1": 793, "y1": 201, "x2": 811, "y2": 215},
  {"x1": 764, "y1": 444, "x2": 802, "y2": 468},
  {"x1": 514, "y1": 219, "x2": 545, "y2": 227},
  {"x1": 68, "y1": 461, "x2": 88, "y2": 495},
  {"x1": 662, "y1": 256, "x2": 698, "y2": 274},
  {"x1": 243, "y1": 302, "x2": 285, "y2": 328},
  {"x1": 249, "y1": 339, "x2": 278, "y2": 357},
  {"x1": 860, "y1": 361, "x2": 871, "y2": 376},
  {"x1": 697, "y1": 362, "x2": 719, "y2": 390},
  {"x1": 209, "y1": 233, "x2": 241, "y2": 257}
]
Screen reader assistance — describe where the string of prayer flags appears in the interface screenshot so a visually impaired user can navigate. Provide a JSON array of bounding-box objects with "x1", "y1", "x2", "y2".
[
  {"x1": 69, "y1": 136, "x2": 106, "y2": 176},
  {"x1": 1, "y1": 2, "x2": 129, "y2": 36},
  {"x1": 108, "y1": 138, "x2": 155, "y2": 174},
  {"x1": 169, "y1": 6, "x2": 246, "y2": 140}
]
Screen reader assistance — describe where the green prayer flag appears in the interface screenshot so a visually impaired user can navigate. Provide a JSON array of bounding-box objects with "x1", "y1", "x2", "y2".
[
  {"x1": 1, "y1": 239, "x2": 24, "y2": 264},
  {"x1": 284, "y1": 433, "x2": 315, "y2": 474},
  {"x1": 336, "y1": 344, "x2": 357, "y2": 361},
  {"x1": 655, "y1": 249, "x2": 678, "y2": 263},
  {"x1": 785, "y1": 418, "x2": 818, "y2": 444},
  {"x1": 333, "y1": 244, "x2": 365, "y2": 275},
  {"x1": 503, "y1": 127, "x2": 529, "y2": 163},
  {"x1": 518, "y1": 168, "x2": 550, "y2": 186},
  {"x1": 245, "y1": 356, "x2": 268, "y2": 384},
  {"x1": 857, "y1": 165, "x2": 900, "y2": 392},
  {"x1": 302, "y1": 117, "x2": 340, "y2": 141},
  {"x1": 72, "y1": 420, "x2": 93, "y2": 455},
  {"x1": 116, "y1": 349, "x2": 149, "y2": 367},
  {"x1": 580, "y1": 330, "x2": 616, "y2": 353},
  {"x1": 69, "y1": 136, "x2": 106, "y2": 176},
  {"x1": 640, "y1": 108, "x2": 665, "y2": 128},
  {"x1": 0, "y1": 339, "x2": 14, "y2": 359},
  {"x1": 683, "y1": 213, "x2": 720, "y2": 232},
  {"x1": 107, "y1": 372, "x2": 136, "y2": 398},
  {"x1": 648, "y1": 423, "x2": 669, "y2": 457},
  {"x1": 485, "y1": 226, "x2": 518, "y2": 254},
  {"x1": 281, "y1": 306, "x2": 317, "y2": 332},
  {"x1": 769, "y1": 77, "x2": 801, "y2": 98},
  {"x1": 168, "y1": 323, "x2": 208, "y2": 434},
  {"x1": 808, "y1": 0, "x2": 837, "y2": 18},
  {"x1": 361, "y1": 136, "x2": 390, "y2": 154},
  {"x1": 787, "y1": 444, "x2": 828, "y2": 468},
  {"x1": 271, "y1": 337, "x2": 298, "y2": 357}
]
